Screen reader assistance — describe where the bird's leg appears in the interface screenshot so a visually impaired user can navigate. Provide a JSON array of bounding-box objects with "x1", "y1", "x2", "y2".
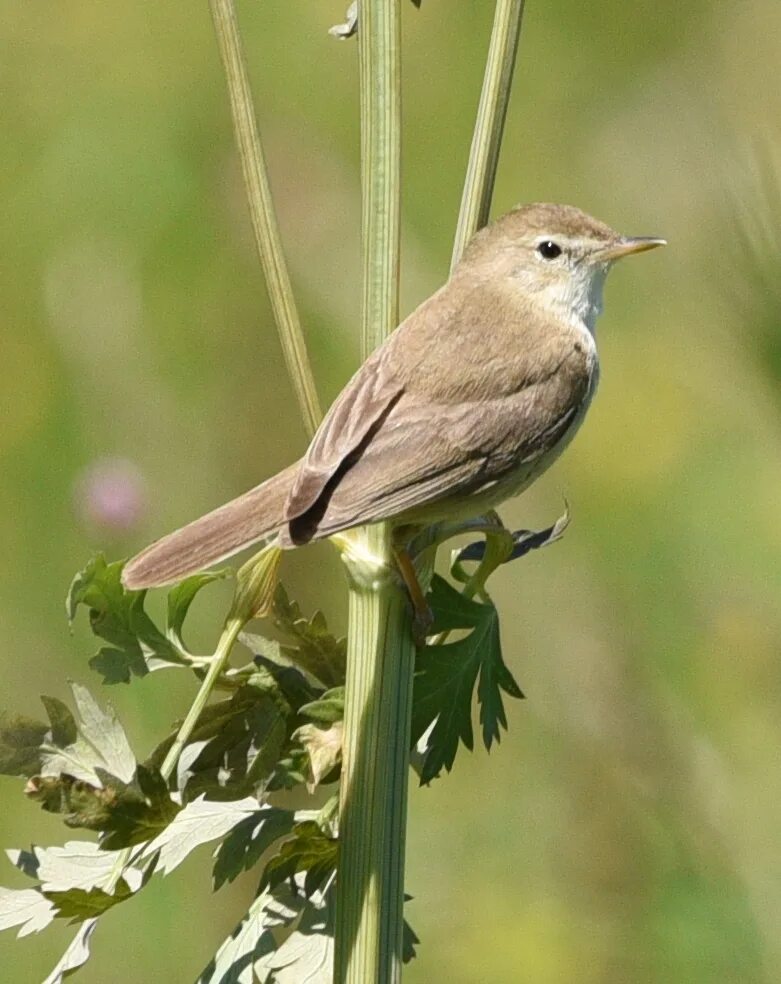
[{"x1": 392, "y1": 544, "x2": 433, "y2": 645}]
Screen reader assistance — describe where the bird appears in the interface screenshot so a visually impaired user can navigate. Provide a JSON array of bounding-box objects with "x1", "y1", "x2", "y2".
[{"x1": 122, "y1": 203, "x2": 665, "y2": 592}]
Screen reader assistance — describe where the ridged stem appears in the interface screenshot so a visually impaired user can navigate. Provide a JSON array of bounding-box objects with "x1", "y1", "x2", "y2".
[
  {"x1": 209, "y1": 0, "x2": 322, "y2": 436},
  {"x1": 334, "y1": 0, "x2": 406, "y2": 980},
  {"x1": 336, "y1": 531, "x2": 414, "y2": 983}
]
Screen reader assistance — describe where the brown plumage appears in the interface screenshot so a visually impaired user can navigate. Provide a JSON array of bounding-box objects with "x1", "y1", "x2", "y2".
[{"x1": 122, "y1": 204, "x2": 664, "y2": 589}]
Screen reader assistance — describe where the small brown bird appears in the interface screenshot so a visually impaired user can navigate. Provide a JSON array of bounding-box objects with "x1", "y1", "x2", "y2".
[{"x1": 122, "y1": 203, "x2": 664, "y2": 590}]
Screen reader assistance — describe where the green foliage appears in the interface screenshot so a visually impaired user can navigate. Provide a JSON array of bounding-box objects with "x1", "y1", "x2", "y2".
[
  {"x1": 269, "y1": 585, "x2": 347, "y2": 688},
  {"x1": 413, "y1": 575, "x2": 524, "y2": 784},
  {"x1": 260, "y1": 821, "x2": 338, "y2": 898},
  {"x1": 67, "y1": 555, "x2": 186, "y2": 684},
  {"x1": 0, "y1": 714, "x2": 50, "y2": 778},
  {"x1": 0, "y1": 507, "x2": 545, "y2": 977},
  {"x1": 212, "y1": 808, "x2": 296, "y2": 890},
  {"x1": 166, "y1": 570, "x2": 231, "y2": 648}
]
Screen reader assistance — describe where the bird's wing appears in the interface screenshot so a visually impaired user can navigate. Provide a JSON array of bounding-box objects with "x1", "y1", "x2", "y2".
[
  {"x1": 284, "y1": 345, "x2": 405, "y2": 522},
  {"x1": 285, "y1": 379, "x2": 582, "y2": 543}
]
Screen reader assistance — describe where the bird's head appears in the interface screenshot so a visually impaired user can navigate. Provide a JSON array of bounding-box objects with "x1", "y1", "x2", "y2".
[{"x1": 462, "y1": 202, "x2": 666, "y2": 333}]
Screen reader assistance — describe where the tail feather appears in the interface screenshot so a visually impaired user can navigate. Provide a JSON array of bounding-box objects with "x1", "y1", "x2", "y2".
[{"x1": 122, "y1": 463, "x2": 299, "y2": 589}]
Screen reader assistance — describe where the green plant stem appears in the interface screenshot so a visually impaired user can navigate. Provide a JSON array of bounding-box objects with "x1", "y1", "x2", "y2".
[
  {"x1": 334, "y1": 0, "x2": 406, "y2": 981},
  {"x1": 451, "y1": 0, "x2": 526, "y2": 270},
  {"x1": 160, "y1": 615, "x2": 244, "y2": 781},
  {"x1": 358, "y1": 0, "x2": 402, "y2": 355},
  {"x1": 209, "y1": 0, "x2": 322, "y2": 437},
  {"x1": 336, "y1": 534, "x2": 414, "y2": 983}
]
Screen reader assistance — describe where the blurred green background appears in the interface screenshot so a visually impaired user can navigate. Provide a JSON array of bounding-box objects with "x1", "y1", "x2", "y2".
[{"x1": 1, "y1": 1, "x2": 780, "y2": 981}]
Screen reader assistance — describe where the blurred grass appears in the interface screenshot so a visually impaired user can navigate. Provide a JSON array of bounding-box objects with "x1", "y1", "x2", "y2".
[{"x1": 1, "y1": 1, "x2": 780, "y2": 981}]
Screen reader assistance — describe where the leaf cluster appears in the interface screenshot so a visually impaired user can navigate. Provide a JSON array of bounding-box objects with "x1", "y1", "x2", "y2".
[{"x1": 0, "y1": 511, "x2": 563, "y2": 979}]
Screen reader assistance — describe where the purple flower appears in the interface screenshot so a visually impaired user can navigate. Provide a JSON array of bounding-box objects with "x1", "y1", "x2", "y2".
[{"x1": 74, "y1": 458, "x2": 147, "y2": 537}]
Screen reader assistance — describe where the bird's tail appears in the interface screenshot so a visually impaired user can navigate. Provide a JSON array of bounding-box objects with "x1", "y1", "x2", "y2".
[{"x1": 121, "y1": 463, "x2": 300, "y2": 589}]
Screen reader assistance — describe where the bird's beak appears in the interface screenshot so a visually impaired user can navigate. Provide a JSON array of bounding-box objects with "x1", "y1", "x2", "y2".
[{"x1": 599, "y1": 236, "x2": 667, "y2": 262}]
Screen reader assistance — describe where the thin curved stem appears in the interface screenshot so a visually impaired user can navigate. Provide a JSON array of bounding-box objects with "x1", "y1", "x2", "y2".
[
  {"x1": 451, "y1": 0, "x2": 526, "y2": 270},
  {"x1": 209, "y1": 0, "x2": 322, "y2": 437}
]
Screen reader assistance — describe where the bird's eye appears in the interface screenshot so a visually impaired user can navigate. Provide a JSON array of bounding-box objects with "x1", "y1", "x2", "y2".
[{"x1": 537, "y1": 240, "x2": 563, "y2": 260}]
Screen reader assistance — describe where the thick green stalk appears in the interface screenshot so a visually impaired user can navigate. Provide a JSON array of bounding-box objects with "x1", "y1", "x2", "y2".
[
  {"x1": 336, "y1": 533, "x2": 414, "y2": 983},
  {"x1": 334, "y1": 0, "x2": 407, "y2": 981},
  {"x1": 451, "y1": 0, "x2": 526, "y2": 269},
  {"x1": 209, "y1": 0, "x2": 322, "y2": 437}
]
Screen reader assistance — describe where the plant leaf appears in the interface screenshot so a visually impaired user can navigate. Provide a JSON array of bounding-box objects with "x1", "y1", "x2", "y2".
[
  {"x1": 298, "y1": 688, "x2": 344, "y2": 725},
  {"x1": 0, "y1": 713, "x2": 49, "y2": 777},
  {"x1": 239, "y1": 634, "x2": 324, "y2": 713},
  {"x1": 197, "y1": 882, "x2": 304, "y2": 984},
  {"x1": 25, "y1": 765, "x2": 179, "y2": 850},
  {"x1": 166, "y1": 569, "x2": 230, "y2": 645},
  {"x1": 403, "y1": 917, "x2": 419, "y2": 964},
  {"x1": 267, "y1": 746, "x2": 310, "y2": 793},
  {"x1": 213, "y1": 808, "x2": 295, "y2": 890},
  {"x1": 44, "y1": 880, "x2": 133, "y2": 921},
  {"x1": 260, "y1": 822, "x2": 337, "y2": 898},
  {"x1": 413, "y1": 575, "x2": 523, "y2": 783},
  {"x1": 42, "y1": 919, "x2": 98, "y2": 984},
  {"x1": 456, "y1": 508, "x2": 569, "y2": 564},
  {"x1": 8, "y1": 841, "x2": 143, "y2": 894},
  {"x1": 67, "y1": 555, "x2": 186, "y2": 683},
  {"x1": 146, "y1": 679, "x2": 289, "y2": 804},
  {"x1": 39, "y1": 683, "x2": 135, "y2": 786},
  {"x1": 0, "y1": 887, "x2": 56, "y2": 937},
  {"x1": 97, "y1": 765, "x2": 180, "y2": 850},
  {"x1": 293, "y1": 722, "x2": 342, "y2": 791},
  {"x1": 254, "y1": 883, "x2": 334, "y2": 983},
  {"x1": 268, "y1": 585, "x2": 346, "y2": 688},
  {"x1": 139, "y1": 795, "x2": 259, "y2": 875}
]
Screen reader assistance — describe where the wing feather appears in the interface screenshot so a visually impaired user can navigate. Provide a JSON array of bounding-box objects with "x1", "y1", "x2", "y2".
[
  {"x1": 290, "y1": 380, "x2": 582, "y2": 540},
  {"x1": 283, "y1": 346, "x2": 404, "y2": 522}
]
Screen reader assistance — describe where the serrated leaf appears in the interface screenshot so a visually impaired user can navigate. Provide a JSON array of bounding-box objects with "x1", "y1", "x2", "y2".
[
  {"x1": 185, "y1": 694, "x2": 287, "y2": 803},
  {"x1": 26, "y1": 764, "x2": 179, "y2": 849},
  {"x1": 260, "y1": 823, "x2": 337, "y2": 897},
  {"x1": 240, "y1": 634, "x2": 324, "y2": 713},
  {"x1": 139, "y1": 795, "x2": 259, "y2": 875},
  {"x1": 203, "y1": 876, "x2": 414, "y2": 984},
  {"x1": 42, "y1": 919, "x2": 98, "y2": 984},
  {"x1": 424, "y1": 574, "x2": 487, "y2": 633},
  {"x1": 72, "y1": 684, "x2": 136, "y2": 781},
  {"x1": 8, "y1": 841, "x2": 143, "y2": 894},
  {"x1": 44, "y1": 879, "x2": 133, "y2": 921},
  {"x1": 97, "y1": 765, "x2": 180, "y2": 850},
  {"x1": 0, "y1": 887, "x2": 56, "y2": 937},
  {"x1": 166, "y1": 569, "x2": 230, "y2": 644},
  {"x1": 0, "y1": 713, "x2": 48, "y2": 777},
  {"x1": 403, "y1": 917, "x2": 419, "y2": 964},
  {"x1": 39, "y1": 683, "x2": 135, "y2": 786},
  {"x1": 198, "y1": 882, "x2": 304, "y2": 984},
  {"x1": 255, "y1": 883, "x2": 334, "y2": 984},
  {"x1": 268, "y1": 586, "x2": 346, "y2": 688},
  {"x1": 67, "y1": 555, "x2": 185, "y2": 683},
  {"x1": 213, "y1": 808, "x2": 295, "y2": 890},
  {"x1": 255, "y1": 881, "x2": 417, "y2": 980},
  {"x1": 413, "y1": 576, "x2": 523, "y2": 783},
  {"x1": 267, "y1": 746, "x2": 310, "y2": 792},
  {"x1": 146, "y1": 680, "x2": 290, "y2": 803}
]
